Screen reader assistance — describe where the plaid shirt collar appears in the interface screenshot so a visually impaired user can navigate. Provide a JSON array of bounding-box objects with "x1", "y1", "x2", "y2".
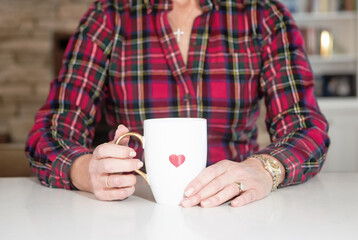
[{"x1": 130, "y1": 0, "x2": 222, "y2": 12}]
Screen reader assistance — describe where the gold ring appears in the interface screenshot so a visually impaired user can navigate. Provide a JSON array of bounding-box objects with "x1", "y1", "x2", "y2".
[
  {"x1": 106, "y1": 174, "x2": 111, "y2": 188},
  {"x1": 235, "y1": 182, "x2": 244, "y2": 193}
]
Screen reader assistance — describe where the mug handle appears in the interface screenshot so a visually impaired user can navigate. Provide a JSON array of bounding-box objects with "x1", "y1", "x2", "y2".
[{"x1": 115, "y1": 132, "x2": 149, "y2": 185}]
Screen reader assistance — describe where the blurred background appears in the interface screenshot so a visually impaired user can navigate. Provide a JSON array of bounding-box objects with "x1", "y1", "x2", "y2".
[
  {"x1": 0, "y1": 0, "x2": 94, "y2": 176},
  {"x1": 0, "y1": 0, "x2": 357, "y2": 177}
]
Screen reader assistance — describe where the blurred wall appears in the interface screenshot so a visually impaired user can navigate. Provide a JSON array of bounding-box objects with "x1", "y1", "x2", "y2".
[
  {"x1": 0, "y1": 0, "x2": 93, "y2": 176},
  {"x1": 0, "y1": 0, "x2": 94, "y2": 143}
]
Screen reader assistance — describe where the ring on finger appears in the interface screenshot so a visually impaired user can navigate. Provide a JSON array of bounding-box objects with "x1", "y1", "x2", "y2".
[
  {"x1": 234, "y1": 182, "x2": 244, "y2": 194},
  {"x1": 105, "y1": 174, "x2": 111, "y2": 188}
]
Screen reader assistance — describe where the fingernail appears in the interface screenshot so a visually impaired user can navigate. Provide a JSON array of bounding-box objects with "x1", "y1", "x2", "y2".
[
  {"x1": 130, "y1": 151, "x2": 136, "y2": 157},
  {"x1": 185, "y1": 188, "x2": 194, "y2": 197},
  {"x1": 137, "y1": 161, "x2": 143, "y2": 168},
  {"x1": 181, "y1": 198, "x2": 191, "y2": 207}
]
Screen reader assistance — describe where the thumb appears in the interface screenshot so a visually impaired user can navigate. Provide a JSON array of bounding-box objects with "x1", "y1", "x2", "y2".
[{"x1": 111, "y1": 124, "x2": 130, "y2": 146}]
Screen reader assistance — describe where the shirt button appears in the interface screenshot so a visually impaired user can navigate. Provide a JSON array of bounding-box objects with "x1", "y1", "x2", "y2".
[{"x1": 184, "y1": 94, "x2": 191, "y2": 101}]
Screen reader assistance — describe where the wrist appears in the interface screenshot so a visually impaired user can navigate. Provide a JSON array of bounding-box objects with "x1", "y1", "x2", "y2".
[
  {"x1": 249, "y1": 154, "x2": 285, "y2": 191},
  {"x1": 244, "y1": 157, "x2": 273, "y2": 185},
  {"x1": 69, "y1": 154, "x2": 93, "y2": 192}
]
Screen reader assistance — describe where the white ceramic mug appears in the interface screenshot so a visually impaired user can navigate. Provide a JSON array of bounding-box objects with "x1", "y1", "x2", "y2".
[{"x1": 116, "y1": 118, "x2": 207, "y2": 205}]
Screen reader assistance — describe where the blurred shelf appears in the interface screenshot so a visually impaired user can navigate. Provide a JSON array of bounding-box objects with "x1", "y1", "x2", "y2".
[
  {"x1": 308, "y1": 54, "x2": 357, "y2": 74},
  {"x1": 308, "y1": 54, "x2": 356, "y2": 64},
  {"x1": 307, "y1": 55, "x2": 357, "y2": 73},
  {"x1": 318, "y1": 98, "x2": 358, "y2": 111},
  {"x1": 293, "y1": 11, "x2": 357, "y2": 22}
]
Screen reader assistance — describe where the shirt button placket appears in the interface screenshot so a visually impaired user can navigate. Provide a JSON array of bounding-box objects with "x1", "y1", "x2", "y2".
[
  {"x1": 184, "y1": 93, "x2": 191, "y2": 117},
  {"x1": 184, "y1": 93, "x2": 191, "y2": 102}
]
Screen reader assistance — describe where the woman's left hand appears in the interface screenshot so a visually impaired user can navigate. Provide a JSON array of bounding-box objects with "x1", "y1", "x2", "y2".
[{"x1": 181, "y1": 158, "x2": 275, "y2": 208}]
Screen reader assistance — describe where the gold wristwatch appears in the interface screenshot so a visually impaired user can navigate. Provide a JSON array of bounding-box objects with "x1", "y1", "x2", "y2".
[{"x1": 251, "y1": 155, "x2": 282, "y2": 192}]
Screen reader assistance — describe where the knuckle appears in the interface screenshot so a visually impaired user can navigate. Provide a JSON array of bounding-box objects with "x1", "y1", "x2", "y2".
[
  {"x1": 116, "y1": 175, "x2": 135, "y2": 187},
  {"x1": 122, "y1": 160, "x2": 135, "y2": 172},
  {"x1": 232, "y1": 166, "x2": 243, "y2": 179},
  {"x1": 220, "y1": 160, "x2": 230, "y2": 166},
  {"x1": 116, "y1": 147, "x2": 125, "y2": 157},
  {"x1": 96, "y1": 143, "x2": 108, "y2": 158},
  {"x1": 195, "y1": 179, "x2": 204, "y2": 190},
  {"x1": 113, "y1": 175, "x2": 121, "y2": 186},
  {"x1": 243, "y1": 194, "x2": 250, "y2": 203},
  {"x1": 119, "y1": 147, "x2": 130, "y2": 158},
  {"x1": 88, "y1": 163, "x2": 96, "y2": 175},
  {"x1": 94, "y1": 191, "x2": 107, "y2": 201},
  {"x1": 212, "y1": 180, "x2": 222, "y2": 192},
  {"x1": 212, "y1": 195, "x2": 221, "y2": 204},
  {"x1": 245, "y1": 192, "x2": 255, "y2": 203},
  {"x1": 251, "y1": 191, "x2": 258, "y2": 201},
  {"x1": 230, "y1": 184, "x2": 239, "y2": 194},
  {"x1": 207, "y1": 166, "x2": 217, "y2": 178},
  {"x1": 102, "y1": 161, "x2": 112, "y2": 173},
  {"x1": 220, "y1": 160, "x2": 232, "y2": 169}
]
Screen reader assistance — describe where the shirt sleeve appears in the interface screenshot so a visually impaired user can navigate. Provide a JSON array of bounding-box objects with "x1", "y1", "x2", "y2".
[
  {"x1": 25, "y1": 1, "x2": 114, "y2": 189},
  {"x1": 256, "y1": 1, "x2": 330, "y2": 187}
]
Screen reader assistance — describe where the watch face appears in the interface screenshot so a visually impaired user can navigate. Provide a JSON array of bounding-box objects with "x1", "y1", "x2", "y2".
[{"x1": 267, "y1": 159, "x2": 280, "y2": 170}]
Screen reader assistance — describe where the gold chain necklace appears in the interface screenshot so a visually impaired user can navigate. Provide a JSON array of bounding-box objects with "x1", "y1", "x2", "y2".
[{"x1": 168, "y1": 6, "x2": 196, "y2": 42}]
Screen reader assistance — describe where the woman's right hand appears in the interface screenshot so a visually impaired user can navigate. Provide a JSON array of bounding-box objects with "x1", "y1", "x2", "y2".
[{"x1": 70, "y1": 125, "x2": 143, "y2": 201}]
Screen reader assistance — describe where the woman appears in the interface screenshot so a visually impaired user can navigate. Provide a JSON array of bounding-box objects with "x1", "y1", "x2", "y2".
[{"x1": 26, "y1": 0, "x2": 330, "y2": 207}]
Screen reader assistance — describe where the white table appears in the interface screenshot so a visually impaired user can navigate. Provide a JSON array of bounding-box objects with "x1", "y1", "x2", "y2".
[{"x1": 0, "y1": 173, "x2": 357, "y2": 240}]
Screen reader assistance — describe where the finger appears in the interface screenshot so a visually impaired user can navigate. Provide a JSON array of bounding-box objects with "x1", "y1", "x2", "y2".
[
  {"x1": 94, "y1": 143, "x2": 136, "y2": 159},
  {"x1": 111, "y1": 124, "x2": 130, "y2": 145},
  {"x1": 231, "y1": 189, "x2": 257, "y2": 207},
  {"x1": 105, "y1": 174, "x2": 137, "y2": 189},
  {"x1": 184, "y1": 161, "x2": 228, "y2": 198},
  {"x1": 99, "y1": 158, "x2": 143, "y2": 173},
  {"x1": 200, "y1": 183, "x2": 242, "y2": 208},
  {"x1": 182, "y1": 173, "x2": 234, "y2": 207},
  {"x1": 95, "y1": 186, "x2": 135, "y2": 201}
]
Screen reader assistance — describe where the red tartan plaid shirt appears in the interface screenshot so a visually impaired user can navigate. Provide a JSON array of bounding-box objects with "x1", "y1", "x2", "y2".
[{"x1": 25, "y1": 0, "x2": 330, "y2": 190}]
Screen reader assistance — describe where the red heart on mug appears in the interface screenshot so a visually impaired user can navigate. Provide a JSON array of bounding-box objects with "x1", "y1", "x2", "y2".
[{"x1": 169, "y1": 154, "x2": 186, "y2": 168}]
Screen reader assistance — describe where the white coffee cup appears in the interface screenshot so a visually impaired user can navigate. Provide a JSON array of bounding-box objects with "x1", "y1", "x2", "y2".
[{"x1": 116, "y1": 118, "x2": 207, "y2": 205}]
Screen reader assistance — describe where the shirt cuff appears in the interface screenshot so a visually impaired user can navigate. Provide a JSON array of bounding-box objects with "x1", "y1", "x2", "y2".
[
  {"x1": 256, "y1": 144, "x2": 303, "y2": 188},
  {"x1": 49, "y1": 146, "x2": 93, "y2": 190}
]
